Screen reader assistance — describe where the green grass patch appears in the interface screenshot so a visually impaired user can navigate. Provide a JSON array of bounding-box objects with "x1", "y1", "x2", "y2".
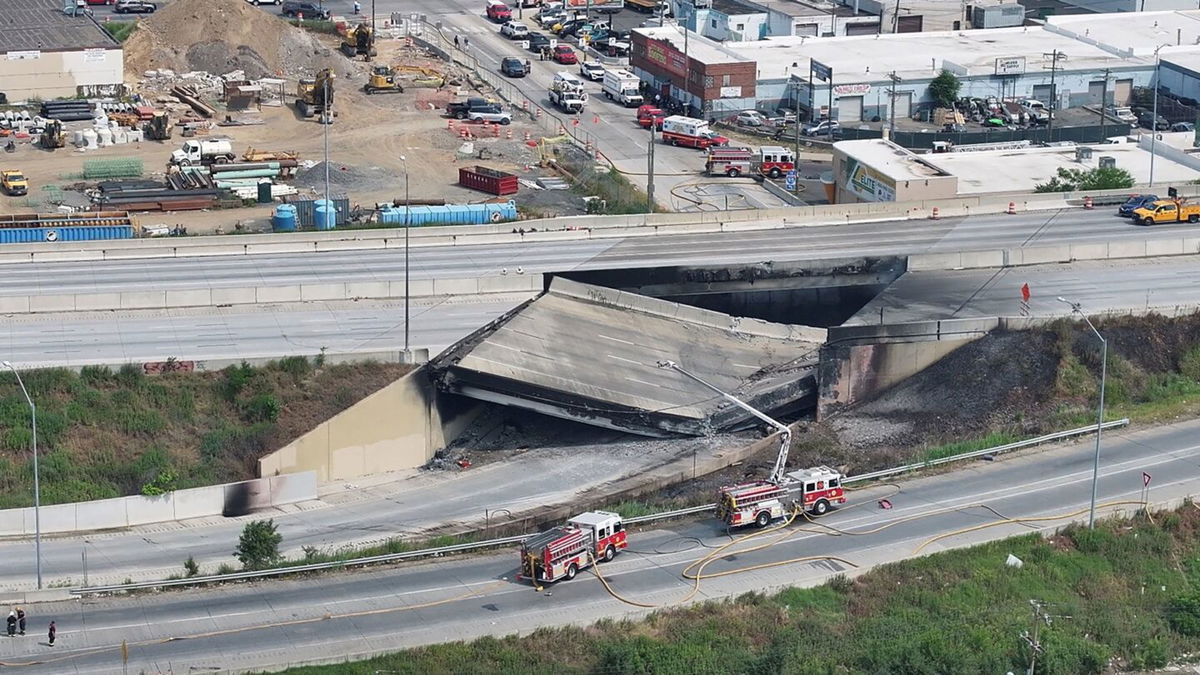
[
  {"x1": 920, "y1": 430, "x2": 1024, "y2": 463},
  {"x1": 266, "y1": 505, "x2": 1200, "y2": 674},
  {"x1": 103, "y1": 21, "x2": 138, "y2": 43},
  {"x1": 0, "y1": 359, "x2": 409, "y2": 507},
  {"x1": 284, "y1": 19, "x2": 340, "y2": 35},
  {"x1": 572, "y1": 167, "x2": 658, "y2": 214}
]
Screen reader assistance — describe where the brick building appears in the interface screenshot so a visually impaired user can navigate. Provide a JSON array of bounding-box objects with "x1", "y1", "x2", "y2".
[{"x1": 630, "y1": 26, "x2": 757, "y2": 118}]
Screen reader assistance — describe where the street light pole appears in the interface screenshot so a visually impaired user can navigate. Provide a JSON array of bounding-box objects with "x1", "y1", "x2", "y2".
[
  {"x1": 656, "y1": 360, "x2": 792, "y2": 483},
  {"x1": 400, "y1": 156, "x2": 411, "y2": 355},
  {"x1": 1056, "y1": 298, "x2": 1107, "y2": 529},
  {"x1": 2, "y1": 361, "x2": 41, "y2": 589}
]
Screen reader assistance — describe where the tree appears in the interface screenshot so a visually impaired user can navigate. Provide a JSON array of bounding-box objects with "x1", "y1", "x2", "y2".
[
  {"x1": 234, "y1": 519, "x2": 282, "y2": 570},
  {"x1": 1034, "y1": 166, "x2": 1135, "y2": 192},
  {"x1": 928, "y1": 70, "x2": 961, "y2": 108}
]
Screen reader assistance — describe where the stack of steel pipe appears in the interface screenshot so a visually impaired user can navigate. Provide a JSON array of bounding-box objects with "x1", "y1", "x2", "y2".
[
  {"x1": 95, "y1": 179, "x2": 220, "y2": 212},
  {"x1": 41, "y1": 101, "x2": 94, "y2": 122}
]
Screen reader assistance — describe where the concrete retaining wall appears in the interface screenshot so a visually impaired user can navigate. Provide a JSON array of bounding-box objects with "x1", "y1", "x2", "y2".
[
  {"x1": 259, "y1": 367, "x2": 477, "y2": 482},
  {"x1": 0, "y1": 472, "x2": 317, "y2": 537},
  {"x1": 4, "y1": 276, "x2": 543, "y2": 315},
  {"x1": 908, "y1": 238, "x2": 1200, "y2": 272},
  {"x1": 29, "y1": 348, "x2": 430, "y2": 375}
]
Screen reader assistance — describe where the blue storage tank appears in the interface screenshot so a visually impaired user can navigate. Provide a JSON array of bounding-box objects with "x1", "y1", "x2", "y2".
[
  {"x1": 272, "y1": 204, "x2": 297, "y2": 232},
  {"x1": 378, "y1": 200, "x2": 517, "y2": 226},
  {"x1": 313, "y1": 199, "x2": 336, "y2": 231},
  {"x1": 0, "y1": 225, "x2": 134, "y2": 245}
]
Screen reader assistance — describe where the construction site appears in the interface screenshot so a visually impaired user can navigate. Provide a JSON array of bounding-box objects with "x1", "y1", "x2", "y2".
[{"x1": 0, "y1": 0, "x2": 599, "y2": 237}]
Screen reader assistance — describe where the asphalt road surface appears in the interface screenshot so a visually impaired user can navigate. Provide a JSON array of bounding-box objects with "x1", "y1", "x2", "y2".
[
  {"x1": 848, "y1": 256, "x2": 1200, "y2": 324},
  {"x1": 1, "y1": 419, "x2": 1196, "y2": 674},
  {"x1": 0, "y1": 296, "x2": 525, "y2": 368},
  {"x1": 0, "y1": 209, "x2": 1186, "y2": 298}
]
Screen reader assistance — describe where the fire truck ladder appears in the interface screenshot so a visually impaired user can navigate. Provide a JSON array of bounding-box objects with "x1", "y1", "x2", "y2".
[{"x1": 656, "y1": 360, "x2": 792, "y2": 484}]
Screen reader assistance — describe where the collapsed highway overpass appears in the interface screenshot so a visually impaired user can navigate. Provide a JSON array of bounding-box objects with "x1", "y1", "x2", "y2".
[{"x1": 429, "y1": 278, "x2": 827, "y2": 437}]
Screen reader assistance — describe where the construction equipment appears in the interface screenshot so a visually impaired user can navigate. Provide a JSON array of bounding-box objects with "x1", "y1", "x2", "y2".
[
  {"x1": 169, "y1": 139, "x2": 236, "y2": 167},
  {"x1": 1131, "y1": 197, "x2": 1200, "y2": 225},
  {"x1": 295, "y1": 68, "x2": 335, "y2": 121},
  {"x1": 38, "y1": 120, "x2": 66, "y2": 150},
  {"x1": 548, "y1": 71, "x2": 587, "y2": 114},
  {"x1": 519, "y1": 511, "x2": 627, "y2": 585},
  {"x1": 363, "y1": 65, "x2": 404, "y2": 95},
  {"x1": 242, "y1": 147, "x2": 298, "y2": 162},
  {"x1": 143, "y1": 112, "x2": 173, "y2": 141},
  {"x1": 340, "y1": 22, "x2": 376, "y2": 59},
  {"x1": 1, "y1": 170, "x2": 28, "y2": 196}
]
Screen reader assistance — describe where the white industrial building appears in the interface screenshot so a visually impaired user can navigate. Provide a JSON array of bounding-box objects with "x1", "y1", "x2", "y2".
[
  {"x1": 634, "y1": 10, "x2": 1200, "y2": 123},
  {"x1": 1, "y1": 0, "x2": 124, "y2": 101}
]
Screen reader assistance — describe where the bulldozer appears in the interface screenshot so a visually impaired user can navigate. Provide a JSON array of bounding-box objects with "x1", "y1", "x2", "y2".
[
  {"x1": 143, "y1": 111, "x2": 173, "y2": 141},
  {"x1": 363, "y1": 65, "x2": 404, "y2": 95},
  {"x1": 340, "y1": 23, "x2": 377, "y2": 59},
  {"x1": 38, "y1": 119, "x2": 66, "y2": 150},
  {"x1": 295, "y1": 68, "x2": 335, "y2": 122}
]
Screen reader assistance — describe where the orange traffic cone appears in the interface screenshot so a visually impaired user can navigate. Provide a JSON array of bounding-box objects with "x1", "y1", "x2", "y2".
[
  {"x1": 930, "y1": 206, "x2": 940, "y2": 220},
  {"x1": 1084, "y1": 196, "x2": 1094, "y2": 210},
  {"x1": 1007, "y1": 201, "x2": 1016, "y2": 215}
]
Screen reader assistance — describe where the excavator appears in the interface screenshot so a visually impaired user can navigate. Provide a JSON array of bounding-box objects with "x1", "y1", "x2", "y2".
[
  {"x1": 363, "y1": 65, "x2": 404, "y2": 95},
  {"x1": 38, "y1": 119, "x2": 65, "y2": 150},
  {"x1": 295, "y1": 68, "x2": 335, "y2": 122},
  {"x1": 143, "y1": 111, "x2": 173, "y2": 141},
  {"x1": 340, "y1": 23, "x2": 377, "y2": 59}
]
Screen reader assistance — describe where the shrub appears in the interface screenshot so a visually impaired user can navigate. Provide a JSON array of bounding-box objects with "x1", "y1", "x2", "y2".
[
  {"x1": 1170, "y1": 590, "x2": 1200, "y2": 636},
  {"x1": 275, "y1": 356, "x2": 311, "y2": 380},
  {"x1": 183, "y1": 556, "x2": 199, "y2": 578},
  {"x1": 241, "y1": 393, "x2": 281, "y2": 423},
  {"x1": 79, "y1": 365, "x2": 112, "y2": 385},
  {"x1": 115, "y1": 363, "x2": 143, "y2": 388},
  {"x1": 234, "y1": 519, "x2": 282, "y2": 570}
]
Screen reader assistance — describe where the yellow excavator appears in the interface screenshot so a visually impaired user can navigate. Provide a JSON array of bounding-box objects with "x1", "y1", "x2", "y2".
[
  {"x1": 340, "y1": 23, "x2": 377, "y2": 59},
  {"x1": 295, "y1": 68, "x2": 335, "y2": 122},
  {"x1": 39, "y1": 119, "x2": 66, "y2": 150},
  {"x1": 363, "y1": 65, "x2": 405, "y2": 95}
]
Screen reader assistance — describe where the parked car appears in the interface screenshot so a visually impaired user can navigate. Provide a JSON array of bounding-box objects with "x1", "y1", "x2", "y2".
[
  {"x1": 579, "y1": 61, "x2": 605, "y2": 81},
  {"x1": 1139, "y1": 110, "x2": 1169, "y2": 130},
  {"x1": 447, "y1": 97, "x2": 496, "y2": 119},
  {"x1": 1109, "y1": 106, "x2": 1137, "y2": 124},
  {"x1": 802, "y1": 119, "x2": 840, "y2": 136},
  {"x1": 535, "y1": 9, "x2": 566, "y2": 26},
  {"x1": 527, "y1": 32, "x2": 552, "y2": 51},
  {"x1": 281, "y1": 1, "x2": 329, "y2": 19},
  {"x1": 1171, "y1": 121, "x2": 1195, "y2": 132},
  {"x1": 552, "y1": 45, "x2": 578, "y2": 64},
  {"x1": 114, "y1": 0, "x2": 156, "y2": 12},
  {"x1": 500, "y1": 22, "x2": 529, "y2": 39},
  {"x1": 735, "y1": 110, "x2": 766, "y2": 127},
  {"x1": 501, "y1": 57, "x2": 528, "y2": 78},
  {"x1": 468, "y1": 106, "x2": 513, "y2": 125},
  {"x1": 1117, "y1": 194, "x2": 1160, "y2": 217}
]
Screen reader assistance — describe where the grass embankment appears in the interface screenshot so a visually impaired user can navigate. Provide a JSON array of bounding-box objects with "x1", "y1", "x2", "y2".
[
  {"x1": 103, "y1": 21, "x2": 139, "y2": 43},
  {"x1": 268, "y1": 503, "x2": 1200, "y2": 674},
  {"x1": 0, "y1": 358, "x2": 409, "y2": 507}
]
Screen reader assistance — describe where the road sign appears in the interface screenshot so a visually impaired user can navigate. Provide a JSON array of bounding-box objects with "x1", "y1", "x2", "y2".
[
  {"x1": 1021, "y1": 283, "x2": 1030, "y2": 302},
  {"x1": 44, "y1": 230, "x2": 58, "y2": 242},
  {"x1": 786, "y1": 170, "x2": 797, "y2": 180},
  {"x1": 1143, "y1": 471, "x2": 1152, "y2": 487},
  {"x1": 785, "y1": 176, "x2": 796, "y2": 190},
  {"x1": 811, "y1": 60, "x2": 832, "y2": 82}
]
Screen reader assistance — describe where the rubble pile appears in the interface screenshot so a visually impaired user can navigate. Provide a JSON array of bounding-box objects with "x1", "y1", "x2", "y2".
[{"x1": 123, "y1": 0, "x2": 353, "y2": 82}]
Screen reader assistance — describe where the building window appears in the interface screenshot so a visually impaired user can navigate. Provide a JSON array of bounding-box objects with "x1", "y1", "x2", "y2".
[
  {"x1": 722, "y1": 74, "x2": 731, "y2": 86},
  {"x1": 711, "y1": 19, "x2": 717, "y2": 28},
  {"x1": 736, "y1": 23, "x2": 745, "y2": 30},
  {"x1": 704, "y1": 75, "x2": 714, "y2": 87}
]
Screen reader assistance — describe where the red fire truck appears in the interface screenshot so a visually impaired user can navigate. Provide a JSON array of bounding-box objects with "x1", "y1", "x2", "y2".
[
  {"x1": 705, "y1": 146, "x2": 796, "y2": 179},
  {"x1": 716, "y1": 466, "x2": 846, "y2": 528},
  {"x1": 519, "y1": 510, "x2": 627, "y2": 584}
]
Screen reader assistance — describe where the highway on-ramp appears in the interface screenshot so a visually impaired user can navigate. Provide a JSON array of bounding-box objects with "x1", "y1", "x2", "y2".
[{"x1": 0, "y1": 419, "x2": 1195, "y2": 674}]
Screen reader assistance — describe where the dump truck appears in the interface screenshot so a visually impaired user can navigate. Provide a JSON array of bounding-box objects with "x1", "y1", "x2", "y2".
[
  {"x1": 295, "y1": 68, "x2": 335, "y2": 121},
  {"x1": 169, "y1": 139, "x2": 236, "y2": 166},
  {"x1": 0, "y1": 170, "x2": 28, "y2": 196},
  {"x1": 519, "y1": 511, "x2": 626, "y2": 585},
  {"x1": 1131, "y1": 198, "x2": 1200, "y2": 225}
]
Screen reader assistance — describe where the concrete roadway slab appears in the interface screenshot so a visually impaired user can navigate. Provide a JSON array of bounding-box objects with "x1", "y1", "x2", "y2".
[
  {"x1": 3, "y1": 419, "x2": 1197, "y2": 674},
  {"x1": 847, "y1": 256, "x2": 1200, "y2": 325}
]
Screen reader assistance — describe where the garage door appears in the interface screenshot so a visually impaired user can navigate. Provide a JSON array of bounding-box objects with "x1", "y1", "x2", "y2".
[
  {"x1": 1115, "y1": 79, "x2": 1133, "y2": 106},
  {"x1": 897, "y1": 15, "x2": 923, "y2": 32},
  {"x1": 894, "y1": 92, "x2": 912, "y2": 119},
  {"x1": 1088, "y1": 80, "x2": 1106, "y2": 106},
  {"x1": 1031, "y1": 84, "x2": 1054, "y2": 102},
  {"x1": 845, "y1": 22, "x2": 879, "y2": 35},
  {"x1": 839, "y1": 96, "x2": 863, "y2": 122}
]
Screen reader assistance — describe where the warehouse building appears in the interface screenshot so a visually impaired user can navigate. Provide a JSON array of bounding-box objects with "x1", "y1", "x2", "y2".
[
  {"x1": 831, "y1": 137, "x2": 1200, "y2": 202},
  {"x1": 631, "y1": 10, "x2": 1200, "y2": 120},
  {"x1": 1, "y1": 0, "x2": 124, "y2": 102}
]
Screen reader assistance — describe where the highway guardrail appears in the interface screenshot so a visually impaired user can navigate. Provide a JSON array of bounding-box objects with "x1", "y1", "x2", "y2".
[{"x1": 67, "y1": 418, "x2": 1129, "y2": 595}]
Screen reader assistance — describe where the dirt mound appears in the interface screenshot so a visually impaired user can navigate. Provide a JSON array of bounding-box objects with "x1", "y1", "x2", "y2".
[{"x1": 123, "y1": 0, "x2": 350, "y2": 81}]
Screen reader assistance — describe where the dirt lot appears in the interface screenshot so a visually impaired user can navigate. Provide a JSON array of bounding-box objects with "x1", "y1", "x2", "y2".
[{"x1": 1, "y1": 0, "x2": 564, "y2": 232}]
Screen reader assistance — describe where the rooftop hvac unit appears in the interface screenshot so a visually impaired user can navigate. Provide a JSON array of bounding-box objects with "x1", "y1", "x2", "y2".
[
  {"x1": 1099, "y1": 156, "x2": 1116, "y2": 169},
  {"x1": 1075, "y1": 146, "x2": 1093, "y2": 161},
  {"x1": 972, "y1": 4, "x2": 1025, "y2": 29}
]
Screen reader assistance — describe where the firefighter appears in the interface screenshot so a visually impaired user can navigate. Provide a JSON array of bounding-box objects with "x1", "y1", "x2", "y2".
[
  {"x1": 6, "y1": 611, "x2": 14, "y2": 637},
  {"x1": 47, "y1": 621, "x2": 55, "y2": 646},
  {"x1": 454, "y1": 35, "x2": 460, "y2": 49},
  {"x1": 16, "y1": 607, "x2": 25, "y2": 635},
  {"x1": 352, "y1": 0, "x2": 360, "y2": 13}
]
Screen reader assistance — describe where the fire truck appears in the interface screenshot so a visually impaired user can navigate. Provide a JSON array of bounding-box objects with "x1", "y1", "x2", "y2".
[
  {"x1": 704, "y1": 145, "x2": 796, "y2": 179},
  {"x1": 519, "y1": 510, "x2": 627, "y2": 584},
  {"x1": 716, "y1": 466, "x2": 846, "y2": 528}
]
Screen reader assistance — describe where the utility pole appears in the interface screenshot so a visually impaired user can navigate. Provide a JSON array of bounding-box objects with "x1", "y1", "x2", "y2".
[
  {"x1": 367, "y1": 0, "x2": 375, "y2": 63},
  {"x1": 892, "y1": 0, "x2": 901, "y2": 32},
  {"x1": 887, "y1": 71, "x2": 901, "y2": 138},
  {"x1": 1021, "y1": 600, "x2": 1071, "y2": 675},
  {"x1": 646, "y1": 121, "x2": 656, "y2": 210},
  {"x1": 1043, "y1": 50, "x2": 1064, "y2": 138},
  {"x1": 1098, "y1": 68, "x2": 1110, "y2": 143}
]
